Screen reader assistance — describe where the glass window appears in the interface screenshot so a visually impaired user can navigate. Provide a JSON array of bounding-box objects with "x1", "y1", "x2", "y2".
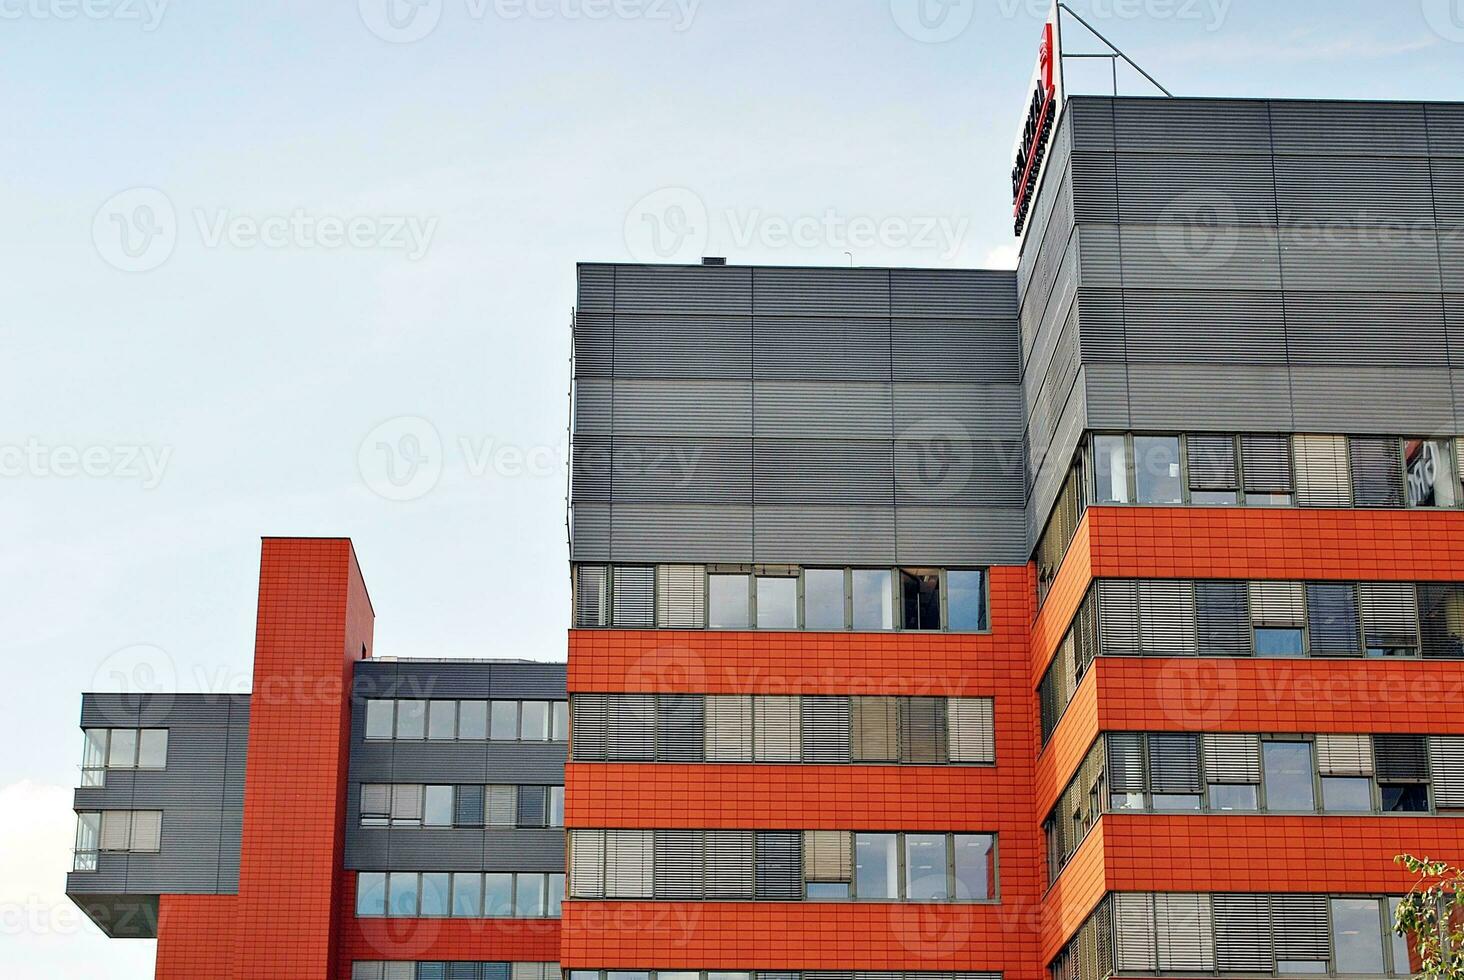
[
  {"x1": 451, "y1": 872, "x2": 482, "y2": 917},
  {"x1": 1094, "y1": 435, "x2": 1131, "y2": 504},
  {"x1": 365, "y1": 700, "x2": 394, "y2": 740},
  {"x1": 854, "y1": 833, "x2": 898, "y2": 899},
  {"x1": 427, "y1": 701, "x2": 456, "y2": 740},
  {"x1": 851, "y1": 569, "x2": 893, "y2": 630},
  {"x1": 490, "y1": 701, "x2": 519, "y2": 741},
  {"x1": 107, "y1": 729, "x2": 137, "y2": 769},
  {"x1": 419, "y1": 872, "x2": 451, "y2": 917},
  {"x1": 804, "y1": 569, "x2": 845, "y2": 629},
  {"x1": 74, "y1": 812, "x2": 100, "y2": 871},
  {"x1": 136, "y1": 730, "x2": 168, "y2": 769},
  {"x1": 1278, "y1": 962, "x2": 1330, "y2": 974},
  {"x1": 807, "y1": 881, "x2": 850, "y2": 899},
  {"x1": 1110, "y1": 792, "x2": 1145, "y2": 811},
  {"x1": 396, "y1": 700, "x2": 426, "y2": 740},
  {"x1": 483, "y1": 873, "x2": 513, "y2": 916},
  {"x1": 900, "y1": 569, "x2": 942, "y2": 630},
  {"x1": 424, "y1": 786, "x2": 454, "y2": 827},
  {"x1": 458, "y1": 701, "x2": 488, "y2": 740},
  {"x1": 1322, "y1": 777, "x2": 1373, "y2": 812},
  {"x1": 515, "y1": 873, "x2": 545, "y2": 917},
  {"x1": 947, "y1": 571, "x2": 987, "y2": 631},
  {"x1": 708, "y1": 574, "x2": 750, "y2": 628},
  {"x1": 1263, "y1": 741, "x2": 1317, "y2": 812},
  {"x1": 129, "y1": 811, "x2": 162, "y2": 852},
  {"x1": 81, "y1": 730, "x2": 107, "y2": 786},
  {"x1": 904, "y1": 834, "x2": 950, "y2": 900},
  {"x1": 520, "y1": 701, "x2": 550, "y2": 741},
  {"x1": 1134, "y1": 435, "x2": 1183, "y2": 504},
  {"x1": 387, "y1": 871, "x2": 419, "y2": 916},
  {"x1": 756, "y1": 577, "x2": 797, "y2": 629},
  {"x1": 1388, "y1": 897, "x2": 1414, "y2": 975},
  {"x1": 953, "y1": 834, "x2": 995, "y2": 901},
  {"x1": 547, "y1": 873, "x2": 564, "y2": 917},
  {"x1": 1332, "y1": 898, "x2": 1387, "y2": 975},
  {"x1": 551, "y1": 701, "x2": 570, "y2": 741},
  {"x1": 1208, "y1": 784, "x2": 1259, "y2": 811},
  {"x1": 548, "y1": 786, "x2": 565, "y2": 828},
  {"x1": 1255, "y1": 627, "x2": 1306, "y2": 657},
  {"x1": 357, "y1": 872, "x2": 387, "y2": 916},
  {"x1": 1406, "y1": 439, "x2": 1457, "y2": 507},
  {"x1": 1152, "y1": 794, "x2": 1202, "y2": 811},
  {"x1": 1381, "y1": 783, "x2": 1430, "y2": 813}
]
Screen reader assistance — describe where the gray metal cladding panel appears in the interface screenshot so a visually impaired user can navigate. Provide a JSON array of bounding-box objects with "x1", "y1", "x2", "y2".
[
  {"x1": 346, "y1": 828, "x2": 393, "y2": 869},
  {"x1": 1442, "y1": 233, "x2": 1464, "y2": 292},
  {"x1": 574, "y1": 311, "x2": 612, "y2": 378},
  {"x1": 752, "y1": 440, "x2": 894, "y2": 505},
  {"x1": 1268, "y1": 101, "x2": 1430, "y2": 157},
  {"x1": 751, "y1": 267, "x2": 891, "y2": 315},
  {"x1": 1284, "y1": 293, "x2": 1447, "y2": 365},
  {"x1": 895, "y1": 440, "x2": 1025, "y2": 507},
  {"x1": 1118, "y1": 225, "x2": 1283, "y2": 291},
  {"x1": 752, "y1": 316, "x2": 892, "y2": 380},
  {"x1": 1428, "y1": 103, "x2": 1464, "y2": 156},
  {"x1": 613, "y1": 314, "x2": 753, "y2": 379},
  {"x1": 218, "y1": 811, "x2": 241, "y2": 890},
  {"x1": 1120, "y1": 290, "x2": 1288, "y2": 364},
  {"x1": 1020, "y1": 165, "x2": 1076, "y2": 306},
  {"x1": 570, "y1": 503, "x2": 610, "y2": 561},
  {"x1": 1116, "y1": 153, "x2": 1278, "y2": 225},
  {"x1": 1125, "y1": 363, "x2": 1294, "y2": 431},
  {"x1": 1434, "y1": 160, "x2": 1464, "y2": 226},
  {"x1": 577, "y1": 263, "x2": 615, "y2": 312},
  {"x1": 1076, "y1": 224, "x2": 1123, "y2": 287},
  {"x1": 69, "y1": 855, "x2": 131, "y2": 895},
  {"x1": 121, "y1": 808, "x2": 224, "y2": 893},
  {"x1": 572, "y1": 436, "x2": 611, "y2": 501},
  {"x1": 889, "y1": 268, "x2": 1018, "y2": 318},
  {"x1": 574, "y1": 378, "x2": 611, "y2": 435},
  {"x1": 1066, "y1": 97, "x2": 1116, "y2": 151},
  {"x1": 1274, "y1": 155, "x2": 1437, "y2": 226},
  {"x1": 378, "y1": 743, "x2": 489, "y2": 784},
  {"x1": 1021, "y1": 199, "x2": 1078, "y2": 333},
  {"x1": 611, "y1": 438, "x2": 752, "y2": 504},
  {"x1": 892, "y1": 319, "x2": 1021, "y2": 383},
  {"x1": 613, "y1": 379, "x2": 753, "y2": 437},
  {"x1": 1072, "y1": 287, "x2": 1125, "y2": 362},
  {"x1": 1022, "y1": 232, "x2": 1080, "y2": 374},
  {"x1": 389, "y1": 831, "x2": 486, "y2": 872},
  {"x1": 1112, "y1": 97, "x2": 1274, "y2": 154},
  {"x1": 1291, "y1": 366, "x2": 1455, "y2": 433},
  {"x1": 894, "y1": 506, "x2": 1028, "y2": 565},
  {"x1": 1280, "y1": 226, "x2": 1442, "y2": 292},
  {"x1": 752, "y1": 505, "x2": 896, "y2": 565},
  {"x1": 1083, "y1": 363, "x2": 1132, "y2": 429},
  {"x1": 613, "y1": 264, "x2": 753, "y2": 314},
  {"x1": 484, "y1": 830, "x2": 565, "y2": 871},
  {"x1": 1028, "y1": 396, "x2": 1087, "y2": 545},
  {"x1": 1448, "y1": 296, "x2": 1464, "y2": 365},
  {"x1": 486, "y1": 663, "x2": 568, "y2": 698},
  {"x1": 752, "y1": 381, "x2": 893, "y2": 438},
  {"x1": 893, "y1": 383, "x2": 1024, "y2": 439},
  {"x1": 1069, "y1": 151, "x2": 1118, "y2": 223},
  {"x1": 610, "y1": 503, "x2": 753, "y2": 563}
]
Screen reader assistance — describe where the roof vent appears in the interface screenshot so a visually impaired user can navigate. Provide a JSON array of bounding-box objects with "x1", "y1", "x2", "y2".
[{"x1": 701, "y1": 256, "x2": 727, "y2": 266}]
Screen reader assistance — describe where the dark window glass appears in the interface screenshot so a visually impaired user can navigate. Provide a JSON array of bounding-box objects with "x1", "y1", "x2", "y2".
[
  {"x1": 900, "y1": 569, "x2": 941, "y2": 630},
  {"x1": 803, "y1": 569, "x2": 845, "y2": 629},
  {"x1": 1263, "y1": 741, "x2": 1316, "y2": 811},
  {"x1": 947, "y1": 570, "x2": 987, "y2": 631},
  {"x1": 1406, "y1": 439, "x2": 1457, "y2": 507},
  {"x1": 1381, "y1": 783, "x2": 1429, "y2": 813}
]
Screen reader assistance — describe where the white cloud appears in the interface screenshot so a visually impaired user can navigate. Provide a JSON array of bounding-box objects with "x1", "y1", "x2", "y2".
[{"x1": 982, "y1": 243, "x2": 1021, "y2": 270}]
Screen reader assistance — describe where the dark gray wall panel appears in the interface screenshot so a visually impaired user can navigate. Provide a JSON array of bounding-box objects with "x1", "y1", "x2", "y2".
[
  {"x1": 1269, "y1": 101, "x2": 1430, "y2": 157},
  {"x1": 614, "y1": 314, "x2": 753, "y2": 379},
  {"x1": 894, "y1": 440, "x2": 1025, "y2": 507},
  {"x1": 1084, "y1": 364, "x2": 1133, "y2": 430},
  {"x1": 574, "y1": 310, "x2": 613, "y2": 378},
  {"x1": 752, "y1": 381, "x2": 892, "y2": 438},
  {"x1": 1434, "y1": 160, "x2": 1464, "y2": 226},
  {"x1": 1274, "y1": 155, "x2": 1436, "y2": 226},
  {"x1": 751, "y1": 267, "x2": 890, "y2": 315},
  {"x1": 610, "y1": 503, "x2": 754, "y2": 562},
  {"x1": 1285, "y1": 293, "x2": 1447, "y2": 365},
  {"x1": 1125, "y1": 364, "x2": 1294, "y2": 431},
  {"x1": 573, "y1": 379, "x2": 611, "y2": 435},
  {"x1": 1291, "y1": 367, "x2": 1454, "y2": 433},
  {"x1": 612, "y1": 438, "x2": 752, "y2": 504},
  {"x1": 753, "y1": 316, "x2": 891, "y2": 380},
  {"x1": 1442, "y1": 235, "x2": 1464, "y2": 292},
  {"x1": 752, "y1": 505, "x2": 895, "y2": 564},
  {"x1": 753, "y1": 441, "x2": 894, "y2": 505},
  {"x1": 1428, "y1": 103, "x2": 1464, "y2": 156},
  {"x1": 577, "y1": 264, "x2": 615, "y2": 312},
  {"x1": 613, "y1": 379, "x2": 752, "y2": 437},
  {"x1": 1447, "y1": 296, "x2": 1464, "y2": 366},
  {"x1": 893, "y1": 383, "x2": 1024, "y2": 439},
  {"x1": 1119, "y1": 225, "x2": 1283, "y2": 291},
  {"x1": 614, "y1": 264, "x2": 753, "y2": 313},
  {"x1": 1122, "y1": 290, "x2": 1287, "y2": 363},
  {"x1": 1117, "y1": 153, "x2": 1277, "y2": 225},
  {"x1": 896, "y1": 508, "x2": 1027, "y2": 565},
  {"x1": 1070, "y1": 151, "x2": 1118, "y2": 223},
  {"x1": 1111, "y1": 97, "x2": 1273, "y2": 154},
  {"x1": 893, "y1": 319, "x2": 1020, "y2": 382},
  {"x1": 1280, "y1": 227, "x2": 1441, "y2": 293},
  {"x1": 569, "y1": 503, "x2": 610, "y2": 561},
  {"x1": 1066, "y1": 96, "x2": 1116, "y2": 151},
  {"x1": 891, "y1": 269, "x2": 1018, "y2": 318}
]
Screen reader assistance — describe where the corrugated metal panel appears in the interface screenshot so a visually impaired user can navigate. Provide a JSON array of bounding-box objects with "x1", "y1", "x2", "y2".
[
  {"x1": 1113, "y1": 97, "x2": 1274, "y2": 154},
  {"x1": 890, "y1": 269, "x2": 1018, "y2": 318},
  {"x1": 1291, "y1": 367, "x2": 1455, "y2": 434},
  {"x1": 1118, "y1": 225, "x2": 1283, "y2": 291},
  {"x1": 894, "y1": 440, "x2": 1025, "y2": 508},
  {"x1": 1069, "y1": 151, "x2": 1118, "y2": 223},
  {"x1": 1269, "y1": 101, "x2": 1429, "y2": 157},
  {"x1": 1125, "y1": 364, "x2": 1294, "y2": 432},
  {"x1": 893, "y1": 383, "x2": 1024, "y2": 440},
  {"x1": 1433, "y1": 157, "x2": 1464, "y2": 226},
  {"x1": 893, "y1": 507, "x2": 1027, "y2": 566},
  {"x1": 1280, "y1": 227, "x2": 1442, "y2": 293},
  {"x1": 754, "y1": 505, "x2": 896, "y2": 565},
  {"x1": 1275, "y1": 155, "x2": 1436, "y2": 225},
  {"x1": 571, "y1": 437, "x2": 610, "y2": 502},
  {"x1": 611, "y1": 438, "x2": 752, "y2": 504},
  {"x1": 892, "y1": 321, "x2": 1020, "y2": 383},
  {"x1": 754, "y1": 440, "x2": 894, "y2": 506},
  {"x1": 1084, "y1": 364, "x2": 1131, "y2": 429},
  {"x1": 1284, "y1": 293, "x2": 1447, "y2": 365},
  {"x1": 1121, "y1": 291, "x2": 1287, "y2": 364},
  {"x1": 612, "y1": 379, "x2": 752, "y2": 437},
  {"x1": 1117, "y1": 153, "x2": 1278, "y2": 225},
  {"x1": 1077, "y1": 224, "x2": 1123, "y2": 288},
  {"x1": 1427, "y1": 103, "x2": 1464, "y2": 156},
  {"x1": 573, "y1": 378, "x2": 610, "y2": 435},
  {"x1": 752, "y1": 267, "x2": 890, "y2": 315},
  {"x1": 613, "y1": 313, "x2": 752, "y2": 379},
  {"x1": 573, "y1": 311, "x2": 613, "y2": 378},
  {"x1": 576, "y1": 263, "x2": 615, "y2": 312},
  {"x1": 1019, "y1": 120, "x2": 1075, "y2": 301},
  {"x1": 1449, "y1": 297, "x2": 1464, "y2": 367},
  {"x1": 1021, "y1": 213, "x2": 1081, "y2": 363},
  {"x1": 1065, "y1": 97, "x2": 1116, "y2": 152},
  {"x1": 611, "y1": 503, "x2": 753, "y2": 563},
  {"x1": 753, "y1": 316, "x2": 891, "y2": 380},
  {"x1": 1441, "y1": 232, "x2": 1464, "y2": 292},
  {"x1": 614, "y1": 264, "x2": 753, "y2": 314},
  {"x1": 753, "y1": 381, "x2": 892, "y2": 438}
]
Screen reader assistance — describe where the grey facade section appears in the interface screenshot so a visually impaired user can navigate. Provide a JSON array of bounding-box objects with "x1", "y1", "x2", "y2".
[
  {"x1": 345, "y1": 660, "x2": 567, "y2": 873},
  {"x1": 572, "y1": 263, "x2": 1028, "y2": 566},
  {"x1": 67, "y1": 693, "x2": 249, "y2": 937},
  {"x1": 1020, "y1": 96, "x2": 1464, "y2": 544}
]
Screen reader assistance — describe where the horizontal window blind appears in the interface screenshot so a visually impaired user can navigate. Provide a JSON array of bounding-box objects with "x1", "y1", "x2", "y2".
[
  {"x1": 1350, "y1": 437, "x2": 1405, "y2": 508},
  {"x1": 1431, "y1": 736, "x2": 1464, "y2": 807},
  {"x1": 486, "y1": 786, "x2": 516, "y2": 828},
  {"x1": 800, "y1": 697, "x2": 852, "y2": 764},
  {"x1": 1271, "y1": 894, "x2": 1330, "y2": 962},
  {"x1": 853, "y1": 696, "x2": 900, "y2": 763},
  {"x1": 1315, "y1": 734, "x2": 1374, "y2": 776},
  {"x1": 1154, "y1": 893, "x2": 1215, "y2": 972},
  {"x1": 1373, "y1": 734, "x2": 1430, "y2": 780},
  {"x1": 571, "y1": 696, "x2": 608, "y2": 761},
  {"x1": 455, "y1": 785, "x2": 484, "y2": 828},
  {"x1": 804, "y1": 830, "x2": 852, "y2": 882},
  {"x1": 705, "y1": 696, "x2": 754, "y2": 762},
  {"x1": 1294, "y1": 434, "x2": 1352, "y2": 507},
  {"x1": 612, "y1": 566, "x2": 655, "y2": 627},
  {"x1": 705, "y1": 830, "x2": 756, "y2": 899},
  {"x1": 1249, "y1": 582, "x2": 1306, "y2": 627},
  {"x1": 1306, "y1": 583, "x2": 1361, "y2": 656},
  {"x1": 1187, "y1": 435, "x2": 1238, "y2": 491},
  {"x1": 1112, "y1": 893, "x2": 1158, "y2": 972},
  {"x1": 753, "y1": 697, "x2": 801, "y2": 762},
  {"x1": 575, "y1": 565, "x2": 608, "y2": 627},
  {"x1": 1196, "y1": 581, "x2": 1251, "y2": 657},
  {"x1": 608, "y1": 695, "x2": 655, "y2": 761},
  {"x1": 656, "y1": 694, "x2": 705, "y2": 763},
  {"x1": 901, "y1": 698, "x2": 948, "y2": 764},
  {"x1": 653, "y1": 829, "x2": 702, "y2": 899},
  {"x1": 1147, "y1": 734, "x2": 1202, "y2": 793},
  {"x1": 1241, "y1": 435, "x2": 1293, "y2": 495},
  {"x1": 1201, "y1": 733, "x2": 1262, "y2": 783},
  {"x1": 569, "y1": 831, "x2": 605, "y2": 898},
  {"x1": 1106, "y1": 734, "x2": 1146, "y2": 793},
  {"x1": 656, "y1": 565, "x2": 706, "y2": 628},
  {"x1": 755, "y1": 832, "x2": 803, "y2": 900},
  {"x1": 1417, "y1": 584, "x2": 1464, "y2": 658},
  {"x1": 1212, "y1": 894, "x2": 1276, "y2": 973},
  {"x1": 1097, "y1": 581, "x2": 1141, "y2": 657},
  {"x1": 1359, "y1": 582, "x2": 1420, "y2": 650},
  {"x1": 948, "y1": 698, "x2": 996, "y2": 764},
  {"x1": 606, "y1": 830, "x2": 654, "y2": 899}
]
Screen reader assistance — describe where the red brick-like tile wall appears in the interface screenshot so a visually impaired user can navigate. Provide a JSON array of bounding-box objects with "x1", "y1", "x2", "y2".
[{"x1": 155, "y1": 894, "x2": 237, "y2": 979}]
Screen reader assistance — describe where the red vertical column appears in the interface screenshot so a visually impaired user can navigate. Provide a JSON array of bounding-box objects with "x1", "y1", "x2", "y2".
[{"x1": 231, "y1": 538, "x2": 374, "y2": 980}]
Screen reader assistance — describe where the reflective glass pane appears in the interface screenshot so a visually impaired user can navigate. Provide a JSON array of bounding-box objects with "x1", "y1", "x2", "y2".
[
  {"x1": 107, "y1": 729, "x2": 137, "y2": 768},
  {"x1": 551, "y1": 701, "x2": 570, "y2": 741},
  {"x1": 708, "y1": 574, "x2": 750, "y2": 629},
  {"x1": 756, "y1": 577, "x2": 797, "y2": 629},
  {"x1": 1322, "y1": 777, "x2": 1373, "y2": 812},
  {"x1": 1388, "y1": 897, "x2": 1414, "y2": 975},
  {"x1": 451, "y1": 873, "x2": 482, "y2": 917},
  {"x1": 851, "y1": 570, "x2": 893, "y2": 630},
  {"x1": 1263, "y1": 741, "x2": 1316, "y2": 811},
  {"x1": 1152, "y1": 794, "x2": 1202, "y2": 811},
  {"x1": 137, "y1": 730, "x2": 168, "y2": 769},
  {"x1": 547, "y1": 873, "x2": 564, "y2": 917},
  {"x1": 520, "y1": 701, "x2": 550, "y2": 741},
  {"x1": 427, "y1": 701, "x2": 457, "y2": 740},
  {"x1": 1255, "y1": 627, "x2": 1305, "y2": 657},
  {"x1": 953, "y1": 834, "x2": 995, "y2": 901},
  {"x1": 484, "y1": 873, "x2": 513, "y2": 916},
  {"x1": 900, "y1": 569, "x2": 941, "y2": 630},
  {"x1": 387, "y1": 872, "x2": 418, "y2": 916},
  {"x1": 549, "y1": 786, "x2": 564, "y2": 828},
  {"x1": 357, "y1": 872, "x2": 387, "y2": 916},
  {"x1": 1332, "y1": 898, "x2": 1386, "y2": 975},
  {"x1": 806, "y1": 881, "x2": 850, "y2": 899},
  {"x1": 1208, "y1": 784, "x2": 1259, "y2": 811},
  {"x1": 395, "y1": 701, "x2": 426, "y2": 740},
  {"x1": 1094, "y1": 435, "x2": 1130, "y2": 504},
  {"x1": 904, "y1": 834, "x2": 949, "y2": 900},
  {"x1": 514, "y1": 873, "x2": 545, "y2": 917},
  {"x1": 458, "y1": 701, "x2": 488, "y2": 740},
  {"x1": 1134, "y1": 435, "x2": 1183, "y2": 504},
  {"x1": 424, "y1": 786, "x2": 454, "y2": 827},
  {"x1": 1381, "y1": 783, "x2": 1430, "y2": 813},
  {"x1": 419, "y1": 872, "x2": 451, "y2": 917},
  {"x1": 804, "y1": 569, "x2": 845, "y2": 629},
  {"x1": 854, "y1": 833, "x2": 898, "y2": 899},
  {"x1": 1406, "y1": 439, "x2": 1457, "y2": 507},
  {"x1": 947, "y1": 570, "x2": 987, "y2": 631},
  {"x1": 365, "y1": 700, "x2": 394, "y2": 739},
  {"x1": 490, "y1": 701, "x2": 519, "y2": 740}
]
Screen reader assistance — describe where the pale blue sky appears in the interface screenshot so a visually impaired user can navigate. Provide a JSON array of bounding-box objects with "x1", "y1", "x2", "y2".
[{"x1": 1, "y1": 1, "x2": 1460, "y2": 975}]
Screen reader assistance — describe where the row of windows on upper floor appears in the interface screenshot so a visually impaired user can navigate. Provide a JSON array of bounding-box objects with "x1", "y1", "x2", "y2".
[
  {"x1": 363, "y1": 699, "x2": 569, "y2": 743},
  {"x1": 574, "y1": 565, "x2": 989, "y2": 632},
  {"x1": 360, "y1": 783, "x2": 564, "y2": 829},
  {"x1": 352, "y1": 964, "x2": 557, "y2": 980},
  {"x1": 1054, "y1": 893, "x2": 1414, "y2": 980},
  {"x1": 1045, "y1": 732, "x2": 1464, "y2": 887},
  {"x1": 1035, "y1": 431, "x2": 1464, "y2": 606},
  {"x1": 566, "y1": 973, "x2": 1000, "y2": 980},
  {"x1": 355, "y1": 870, "x2": 564, "y2": 919},
  {"x1": 1038, "y1": 577, "x2": 1464, "y2": 745},
  {"x1": 78, "y1": 728, "x2": 167, "y2": 787},
  {"x1": 570, "y1": 694, "x2": 995, "y2": 765},
  {"x1": 568, "y1": 829, "x2": 997, "y2": 903},
  {"x1": 72, "y1": 810, "x2": 161, "y2": 871}
]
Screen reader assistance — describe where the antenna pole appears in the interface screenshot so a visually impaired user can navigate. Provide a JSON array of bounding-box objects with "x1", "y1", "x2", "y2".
[{"x1": 1056, "y1": 2, "x2": 1173, "y2": 97}]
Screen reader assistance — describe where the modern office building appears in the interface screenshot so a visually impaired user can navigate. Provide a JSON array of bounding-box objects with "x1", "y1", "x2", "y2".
[{"x1": 67, "y1": 85, "x2": 1464, "y2": 980}]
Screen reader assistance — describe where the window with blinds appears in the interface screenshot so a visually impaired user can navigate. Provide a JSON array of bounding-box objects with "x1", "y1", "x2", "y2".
[
  {"x1": 1350, "y1": 437, "x2": 1406, "y2": 508},
  {"x1": 1186, "y1": 434, "x2": 1240, "y2": 503},
  {"x1": 1240, "y1": 435, "x2": 1295, "y2": 503},
  {"x1": 1360, "y1": 583, "x2": 1420, "y2": 653},
  {"x1": 1305, "y1": 583, "x2": 1361, "y2": 656},
  {"x1": 656, "y1": 565, "x2": 706, "y2": 627},
  {"x1": 353, "y1": 964, "x2": 560, "y2": 980},
  {"x1": 1294, "y1": 435, "x2": 1353, "y2": 507}
]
